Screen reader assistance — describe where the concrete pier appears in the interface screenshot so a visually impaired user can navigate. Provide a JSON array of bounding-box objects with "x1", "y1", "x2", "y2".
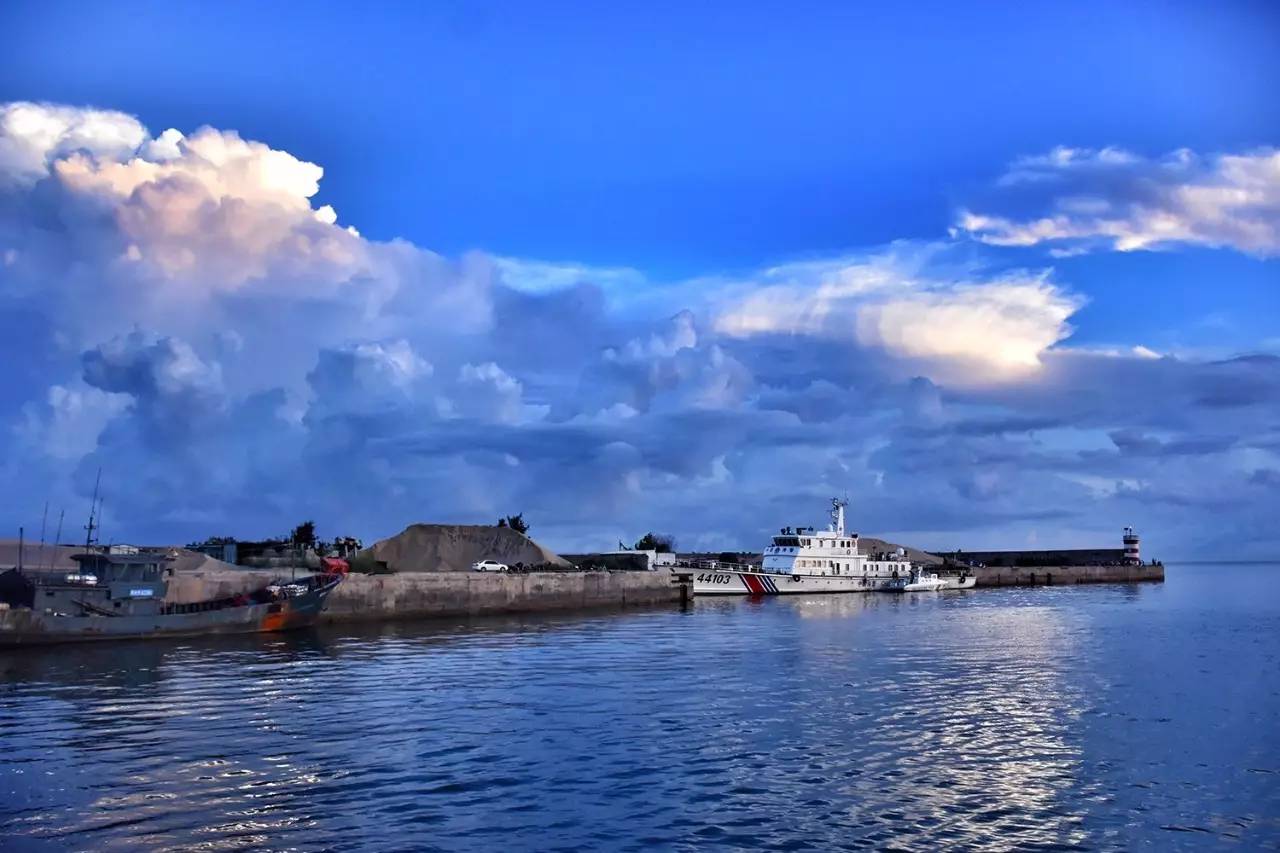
[
  {"x1": 157, "y1": 564, "x2": 690, "y2": 623},
  {"x1": 319, "y1": 571, "x2": 689, "y2": 623},
  {"x1": 970, "y1": 563, "x2": 1164, "y2": 587}
]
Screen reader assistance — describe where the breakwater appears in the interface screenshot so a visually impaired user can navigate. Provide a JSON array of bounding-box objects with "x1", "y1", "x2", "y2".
[
  {"x1": 321, "y1": 572, "x2": 687, "y2": 622},
  {"x1": 169, "y1": 568, "x2": 687, "y2": 622},
  {"x1": 969, "y1": 563, "x2": 1164, "y2": 587}
]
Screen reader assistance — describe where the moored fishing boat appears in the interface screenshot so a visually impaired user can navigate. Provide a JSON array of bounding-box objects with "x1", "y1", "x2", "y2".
[{"x1": 0, "y1": 547, "x2": 343, "y2": 646}]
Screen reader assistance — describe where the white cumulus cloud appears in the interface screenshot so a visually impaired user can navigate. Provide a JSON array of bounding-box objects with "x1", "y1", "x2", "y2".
[
  {"x1": 1, "y1": 101, "x2": 1276, "y2": 558},
  {"x1": 712, "y1": 249, "x2": 1082, "y2": 380},
  {"x1": 956, "y1": 146, "x2": 1280, "y2": 257},
  {"x1": 0, "y1": 101, "x2": 148, "y2": 186}
]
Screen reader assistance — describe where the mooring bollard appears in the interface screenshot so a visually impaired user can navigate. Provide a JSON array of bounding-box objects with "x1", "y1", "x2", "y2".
[{"x1": 672, "y1": 572, "x2": 693, "y2": 605}]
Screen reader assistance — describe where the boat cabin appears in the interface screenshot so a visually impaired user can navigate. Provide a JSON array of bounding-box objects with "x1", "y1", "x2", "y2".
[
  {"x1": 4, "y1": 551, "x2": 174, "y2": 616},
  {"x1": 760, "y1": 499, "x2": 911, "y2": 578}
]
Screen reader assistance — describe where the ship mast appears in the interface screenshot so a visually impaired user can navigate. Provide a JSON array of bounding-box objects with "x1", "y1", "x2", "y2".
[
  {"x1": 830, "y1": 497, "x2": 848, "y2": 536},
  {"x1": 84, "y1": 468, "x2": 102, "y2": 551},
  {"x1": 46, "y1": 509, "x2": 64, "y2": 571}
]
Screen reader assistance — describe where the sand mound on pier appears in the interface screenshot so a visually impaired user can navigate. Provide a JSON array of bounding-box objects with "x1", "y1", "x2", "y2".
[
  {"x1": 0, "y1": 541, "x2": 79, "y2": 570},
  {"x1": 0, "y1": 540, "x2": 250, "y2": 574},
  {"x1": 858, "y1": 538, "x2": 943, "y2": 565},
  {"x1": 356, "y1": 524, "x2": 570, "y2": 573}
]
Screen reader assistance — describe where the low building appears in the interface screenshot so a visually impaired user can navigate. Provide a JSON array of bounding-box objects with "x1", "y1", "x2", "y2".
[
  {"x1": 562, "y1": 549, "x2": 676, "y2": 571},
  {"x1": 601, "y1": 549, "x2": 676, "y2": 571}
]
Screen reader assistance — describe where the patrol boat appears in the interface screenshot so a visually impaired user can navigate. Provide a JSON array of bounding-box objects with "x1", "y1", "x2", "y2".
[
  {"x1": 886, "y1": 568, "x2": 946, "y2": 592},
  {"x1": 0, "y1": 547, "x2": 342, "y2": 646},
  {"x1": 693, "y1": 498, "x2": 914, "y2": 595}
]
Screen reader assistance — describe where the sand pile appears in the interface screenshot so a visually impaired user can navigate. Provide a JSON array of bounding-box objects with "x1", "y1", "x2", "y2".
[
  {"x1": 0, "y1": 541, "x2": 251, "y2": 573},
  {"x1": 0, "y1": 541, "x2": 79, "y2": 570},
  {"x1": 164, "y1": 550, "x2": 280, "y2": 604},
  {"x1": 858, "y1": 537, "x2": 943, "y2": 565},
  {"x1": 357, "y1": 524, "x2": 570, "y2": 573}
]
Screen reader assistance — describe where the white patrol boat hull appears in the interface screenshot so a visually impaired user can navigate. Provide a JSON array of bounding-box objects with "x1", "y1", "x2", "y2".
[
  {"x1": 939, "y1": 575, "x2": 976, "y2": 590},
  {"x1": 693, "y1": 568, "x2": 899, "y2": 595},
  {"x1": 890, "y1": 578, "x2": 945, "y2": 592}
]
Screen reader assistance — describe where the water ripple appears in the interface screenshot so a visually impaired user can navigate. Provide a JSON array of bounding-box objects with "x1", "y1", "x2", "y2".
[{"x1": 2, "y1": 564, "x2": 1279, "y2": 850}]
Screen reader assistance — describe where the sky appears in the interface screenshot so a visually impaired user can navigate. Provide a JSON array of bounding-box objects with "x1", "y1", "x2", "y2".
[{"x1": 0, "y1": 1, "x2": 1277, "y2": 557}]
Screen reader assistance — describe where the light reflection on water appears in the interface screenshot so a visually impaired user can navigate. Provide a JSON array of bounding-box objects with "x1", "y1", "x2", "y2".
[{"x1": 1, "y1": 563, "x2": 1278, "y2": 850}]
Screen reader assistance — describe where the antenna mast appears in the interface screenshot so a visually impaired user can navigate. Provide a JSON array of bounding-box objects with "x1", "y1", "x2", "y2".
[
  {"x1": 84, "y1": 469, "x2": 102, "y2": 550},
  {"x1": 46, "y1": 509, "x2": 64, "y2": 572},
  {"x1": 830, "y1": 496, "x2": 848, "y2": 536},
  {"x1": 38, "y1": 502, "x2": 48, "y2": 568}
]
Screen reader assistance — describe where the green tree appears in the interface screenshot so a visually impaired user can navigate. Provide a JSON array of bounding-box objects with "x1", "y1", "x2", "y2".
[
  {"x1": 498, "y1": 514, "x2": 529, "y2": 534},
  {"x1": 290, "y1": 520, "x2": 317, "y2": 548},
  {"x1": 633, "y1": 532, "x2": 675, "y2": 553}
]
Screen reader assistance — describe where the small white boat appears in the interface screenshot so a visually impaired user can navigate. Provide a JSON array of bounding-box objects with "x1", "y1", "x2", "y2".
[
  {"x1": 938, "y1": 573, "x2": 976, "y2": 590},
  {"x1": 887, "y1": 569, "x2": 946, "y2": 592}
]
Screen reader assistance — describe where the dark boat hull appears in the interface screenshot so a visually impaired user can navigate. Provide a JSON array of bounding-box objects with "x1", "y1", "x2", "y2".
[{"x1": 0, "y1": 579, "x2": 340, "y2": 646}]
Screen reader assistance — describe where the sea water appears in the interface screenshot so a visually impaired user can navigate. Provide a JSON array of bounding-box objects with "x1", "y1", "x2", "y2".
[{"x1": 2, "y1": 563, "x2": 1277, "y2": 850}]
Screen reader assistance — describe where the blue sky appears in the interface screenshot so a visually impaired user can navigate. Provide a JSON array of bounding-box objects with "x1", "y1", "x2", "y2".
[{"x1": 0, "y1": 1, "x2": 1277, "y2": 556}]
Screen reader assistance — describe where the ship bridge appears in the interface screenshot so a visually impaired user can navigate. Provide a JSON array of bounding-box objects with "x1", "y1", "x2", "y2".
[{"x1": 760, "y1": 498, "x2": 912, "y2": 577}]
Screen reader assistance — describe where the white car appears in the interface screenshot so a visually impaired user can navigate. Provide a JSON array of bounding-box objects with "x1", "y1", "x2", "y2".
[{"x1": 471, "y1": 559, "x2": 508, "y2": 573}]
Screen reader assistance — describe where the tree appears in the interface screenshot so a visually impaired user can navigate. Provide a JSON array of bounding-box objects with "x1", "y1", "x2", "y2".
[
  {"x1": 498, "y1": 514, "x2": 529, "y2": 534},
  {"x1": 633, "y1": 532, "x2": 675, "y2": 553},
  {"x1": 290, "y1": 520, "x2": 317, "y2": 548}
]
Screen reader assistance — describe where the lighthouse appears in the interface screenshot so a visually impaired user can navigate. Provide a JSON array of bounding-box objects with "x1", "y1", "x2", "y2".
[{"x1": 1122, "y1": 527, "x2": 1141, "y2": 565}]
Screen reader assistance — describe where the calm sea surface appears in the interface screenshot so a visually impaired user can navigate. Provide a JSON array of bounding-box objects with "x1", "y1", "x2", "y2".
[{"x1": 1, "y1": 563, "x2": 1278, "y2": 851}]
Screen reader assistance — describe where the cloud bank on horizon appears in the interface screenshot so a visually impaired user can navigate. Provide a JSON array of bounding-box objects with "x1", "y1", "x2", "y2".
[{"x1": 1, "y1": 101, "x2": 1278, "y2": 557}]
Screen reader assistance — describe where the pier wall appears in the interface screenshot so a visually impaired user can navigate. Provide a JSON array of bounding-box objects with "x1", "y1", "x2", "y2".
[
  {"x1": 162, "y1": 567, "x2": 688, "y2": 621},
  {"x1": 971, "y1": 563, "x2": 1164, "y2": 587},
  {"x1": 319, "y1": 571, "x2": 687, "y2": 623}
]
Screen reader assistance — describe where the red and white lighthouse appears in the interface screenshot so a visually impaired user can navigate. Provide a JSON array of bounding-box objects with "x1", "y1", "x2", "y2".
[{"x1": 1122, "y1": 527, "x2": 1141, "y2": 565}]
